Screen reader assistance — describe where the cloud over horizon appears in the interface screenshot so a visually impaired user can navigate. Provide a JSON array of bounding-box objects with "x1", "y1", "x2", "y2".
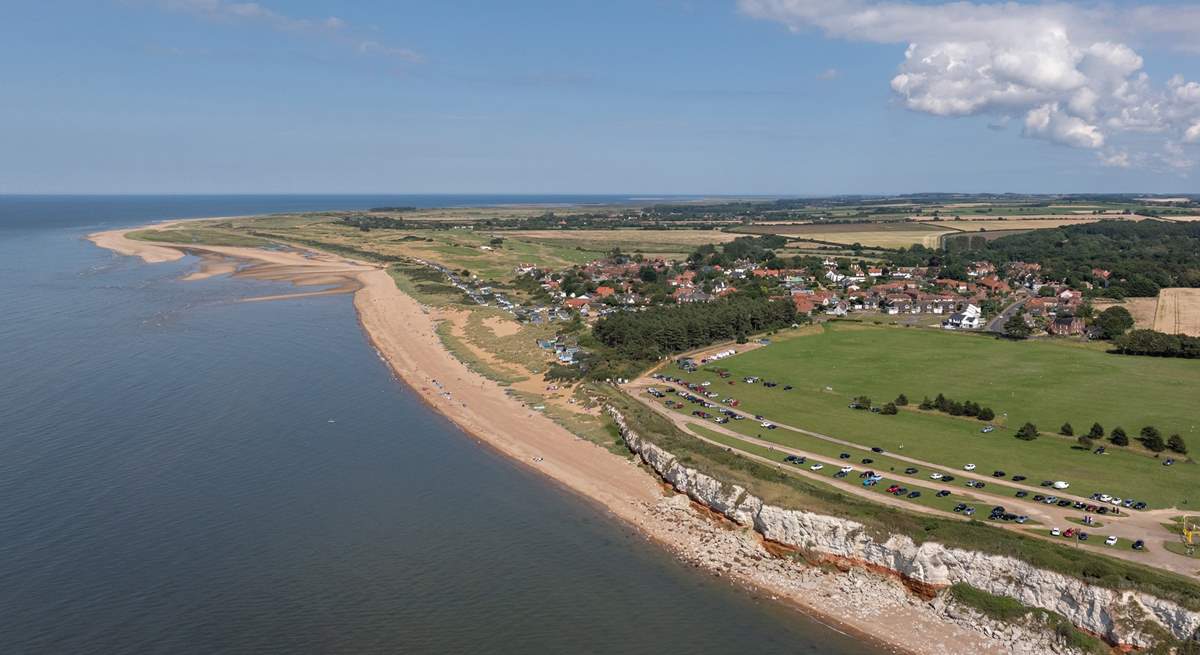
[
  {"x1": 739, "y1": 0, "x2": 1200, "y2": 172},
  {"x1": 149, "y1": 0, "x2": 423, "y2": 63}
]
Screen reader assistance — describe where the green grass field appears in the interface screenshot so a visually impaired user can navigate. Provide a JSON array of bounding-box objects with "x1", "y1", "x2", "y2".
[{"x1": 673, "y1": 324, "x2": 1199, "y2": 508}]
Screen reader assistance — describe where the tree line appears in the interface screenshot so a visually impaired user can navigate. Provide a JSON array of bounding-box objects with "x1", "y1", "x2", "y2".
[
  {"x1": 592, "y1": 296, "x2": 799, "y2": 364},
  {"x1": 1113, "y1": 330, "x2": 1200, "y2": 359}
]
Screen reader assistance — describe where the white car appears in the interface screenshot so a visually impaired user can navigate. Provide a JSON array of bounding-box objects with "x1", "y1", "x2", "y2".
[
  {"x1": 929, "y1": 472, "x2": 944, "y2": 480},
  {"x1": 839, "y1": 465, "x2": 853, "y2": 474},
  {"x1": 760, "y1": 421, "x2": 773, "y2": 428},
  {"x1": 1104, "y1": 536, "x2": 1119, "y2": 546},
  {"x1": 963, "y1": 463, "x2": 976, "y2": 471},
  {"x1": 1051, "y1": 527, "x2": 1062, "y2": 537},
  {"x1": 810, "y1": 463, "x2": 824, "y2": 471},
  {"x1": 1099, "y1": 494, "x2": 1112, "y2": 502},
  {"x1": 1052, "y1": 481, "x2": 1070, "y2": 490},
  {"x1": 1110, "y1": 497, "x2": 1123, "y2": 505}
]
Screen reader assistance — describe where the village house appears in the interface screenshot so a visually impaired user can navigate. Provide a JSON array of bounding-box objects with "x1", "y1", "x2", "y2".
[
  {"x1": 943, "y1": 304, "x2": 983, "y2": 330},
  {"x1": 1047, "y1": 316, "x2": 1087, "y2": 336}
]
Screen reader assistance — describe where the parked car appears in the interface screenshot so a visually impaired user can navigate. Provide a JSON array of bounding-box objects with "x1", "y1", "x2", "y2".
[
  {"x1": 981, "y1": 425, "x2": 995, "y2": 433},
  {"x1": 905, "y1": 467, "x2": 919, "y2": 475},
  {"x1": 871, "y1": 447, "x2": 884, "y2": 453},
  {"x1": 936, "y1": 490, "x2": 951, "y2": 498},
  {"x1": 1015, "y1": 491, "x2": 1028, "y2": 498},
  {"x1": 907, "y1": 491, "x2": 921, "y2": 499},
  {"x1": 1105, "y1": 536, "x2": 1118, "y2": 546},
  {"x1": 963, "y1": 463, "x2": 976, "y2": 471},
  {"x1": 929, "y1": 472, "x2": 943, "y2": 480},
  {"x1": 992, "y1": 470, "x2": 1006, "y2": 478},
  {"x1": 953, "y1": 503, "x2": 966, "y2": 512},
  {"x1": 810, "y1": 463, "x2": 824, "y2": 471},
  {"x1": 1015, "y1": 516, "x2": 1029, "y2": 524},
  {"x1": 839, "y1": 465, "x2": 853, "y2": 474},
  {"x1": 1011, "y1": 475, "x2": 1027, "y2": 482},
  {"x1": 1051, "y1": 527, "x2": 1061, "y2": 536},
  {"x1": 861, "y1": 458, "x2": 874, "y2": 464},
  {"x1": 1164, "y1": 458, "x2": 1176, "y2": 466},
  {"x1": 963, "y1": 507, "x2": 976, "y2": 516},
  {"x1": 1063, "y1": 528, "x2": 1075, "y2": 538},
  {"x1": 1133, "y1": 540, "x2": 1145, "y2": 550},
  {"x1": 1077, "y1": 532, "x2": 1089, "y2": 541},
  {"x1": 839, "y1": 453, "x2": 851, "y2": 460}
]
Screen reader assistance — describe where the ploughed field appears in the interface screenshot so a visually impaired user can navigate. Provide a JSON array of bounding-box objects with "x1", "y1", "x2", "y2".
[{"x1": 670, "y1": 324, "x2": 1200, "y2": 509}]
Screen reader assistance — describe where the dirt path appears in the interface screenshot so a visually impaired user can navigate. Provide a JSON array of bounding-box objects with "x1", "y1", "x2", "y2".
[{"x1": 629, "y1": 377, "x2": 1199, "y2": 577}]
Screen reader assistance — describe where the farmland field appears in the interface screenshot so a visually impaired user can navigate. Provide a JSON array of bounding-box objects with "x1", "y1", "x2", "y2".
[
  {"x1": 1154, "y1": 289, "x2": 1200, "y2": 337},
  {"x1": 670, "y1": 324, "x2": 1200, "y2": 508},
  {"x1": 736, "y1": 222, "x2": 954, "y2": 248},
  {"x1": 921, "y1": 218, "x2": 1112, "y2": 232}
]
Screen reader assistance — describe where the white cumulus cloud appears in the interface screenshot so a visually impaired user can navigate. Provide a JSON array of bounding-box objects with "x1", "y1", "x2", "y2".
[{"x1": 739, "y1": 0, "x2": 1200, "y2": 169}]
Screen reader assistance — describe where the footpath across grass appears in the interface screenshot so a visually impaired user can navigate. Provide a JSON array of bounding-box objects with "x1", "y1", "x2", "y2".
[
  {"x1": 601, "y1": 388, "x2": 1200, "y2": 612},
  {"x1": 668, "y1": 323, "x2": 1199, "y2": 509}
]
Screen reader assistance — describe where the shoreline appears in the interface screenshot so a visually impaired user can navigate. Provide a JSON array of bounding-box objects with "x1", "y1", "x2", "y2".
[{"x1": 86, "y1": 225, "x2": 1012, "y2": 655}]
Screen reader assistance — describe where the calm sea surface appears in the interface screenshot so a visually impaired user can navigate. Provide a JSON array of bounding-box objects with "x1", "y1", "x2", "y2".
[{"x1": 0, "y1": 196, "x2": 871, "y2": 654}]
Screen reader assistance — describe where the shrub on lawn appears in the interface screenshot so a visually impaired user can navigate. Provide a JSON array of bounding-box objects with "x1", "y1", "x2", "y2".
[
  {"x1": 1060, "y1": 422, "x2": 1074, "y2": 436},
  {"x1": 1110, "y1": 427, "x2": 1129, "y2": 447},
  {"x1": 1016, "y1": 423, "x2": 1039, "y2": 441}
]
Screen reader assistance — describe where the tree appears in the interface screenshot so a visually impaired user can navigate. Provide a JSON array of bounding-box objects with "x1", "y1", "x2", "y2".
[
  {"x1": 1095, "y1": 306, "x2": 1134, "y2": 340},
  {"x1": 1168, "y1": 434, "x2": 1188, "y2": 454},
  {"x1": 1110, "y1": 427, "x2": 1129, "y2": 447},
  {"x1": 1087, "y1": 422, "x2": 1104, "y2": 439},
  {"x1": 1141, "y1": 428, "x2": 1166, "y2": 452},
  {"x1": 919, "y1": 396, "x2": 934, "y2": 410},
  {"x1": 895, "y1": 393, "x2": 909, "y2": 406},
  {"x1": 1016, "y1": 422, "x2": 1039, "y2": 441},
  {"x1": 1004, "y1": 312, "x2": 1032, "y2": 339},
  {"x1": 1060, "y1": 422, "x2": 1074, "y2": 436},
  {"x1": 881, "y1": 402, "x2": 899, "y2": 415},
  {"x1": 978, "y1": 407, "x2": 995, "y2": 421},
  {"x1": 851, "y1": 395, "x2": 871, "y2": 409},
  {"x1": 1077, "y1": 435, "x2": 1093, "y2": 449}
]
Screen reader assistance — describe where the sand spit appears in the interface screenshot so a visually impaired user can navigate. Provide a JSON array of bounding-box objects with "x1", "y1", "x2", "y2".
[{"x1": 87, "y1": 226, "x2": 1042, "y2": 655}]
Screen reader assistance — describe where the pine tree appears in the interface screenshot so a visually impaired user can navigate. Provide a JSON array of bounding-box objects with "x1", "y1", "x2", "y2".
[
  {"x1": 1087, "y1": 422, "x2": 1104, "y2": 439},
  {"x1": 895, "y1": 393, "x2": 908, "y2": 406},
  {"x1": 1167, "y1": 434, "x2": 1188, "y2": 455},
  {"x1": 1016, "y1": 422, "x2": 1039, "y2": 441},
  {"x1": 1060, "y1": 422, "x2": 1074, "y2": 436},
  {"x1": 1110, "y1": 427, "x2": 1129, "y2": 447}
]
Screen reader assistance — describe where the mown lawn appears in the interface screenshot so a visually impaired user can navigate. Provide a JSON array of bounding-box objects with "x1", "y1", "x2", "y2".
[{"x1": 671, "y1": 323, "x2": 1200, "y2": 508}]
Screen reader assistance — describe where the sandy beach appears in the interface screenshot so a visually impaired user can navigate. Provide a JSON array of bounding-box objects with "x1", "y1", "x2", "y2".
[{"x1": 88, "y1": 226, "x2": 1017, "y2": 655}]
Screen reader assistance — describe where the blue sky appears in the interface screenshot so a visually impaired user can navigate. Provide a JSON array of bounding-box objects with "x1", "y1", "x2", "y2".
[{"x1": 2, "y1": 1, "x2": 1199, "y2": 194}]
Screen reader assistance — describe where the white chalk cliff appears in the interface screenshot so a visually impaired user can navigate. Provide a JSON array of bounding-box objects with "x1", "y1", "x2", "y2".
[{"x1": 610, "y1": 408, "x2": 1200, "y2": 649}]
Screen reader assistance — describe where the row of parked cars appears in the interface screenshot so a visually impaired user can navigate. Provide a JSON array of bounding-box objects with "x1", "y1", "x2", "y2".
[
  {"x1": 1049, "y1": 527, "x2": 1140, "y2": 549},
  {"x1": 1089, "y1": 492, "x2": 1148, "y2": 511}
]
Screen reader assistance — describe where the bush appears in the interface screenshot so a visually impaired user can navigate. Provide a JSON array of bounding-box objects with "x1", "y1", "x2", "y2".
[
  {"x1": 919, "y1": 397, "x2": 934, "y2": 410},
  {"x1": 881, "y1": 402, "x2": 898, "y2": 415},
  {"x1": 895, "y1": 393, "x2": 909, "y2": 406},
  {"x1": 1060, "y1": 422, "x2": 1074, "y2": 436},
  {"x1": 1016, "y1": 423, "x2": 1039, "y2": 441},
  {"x1": 1168, "y1": 434, "x2": 1188, "y2": 455},
  {"x1": 1095, "y1": 306, "x2": 1134, "y2": 340},
  {"x1": 1110, "y1": 427, "x2": 1129, "y2": 447},
  {"x1": 1088, "y1": 422, "x2": 1105, "y2": 439},
  {"x1": 978, "y1": 407, "x2": 995, "y2": 421}
]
